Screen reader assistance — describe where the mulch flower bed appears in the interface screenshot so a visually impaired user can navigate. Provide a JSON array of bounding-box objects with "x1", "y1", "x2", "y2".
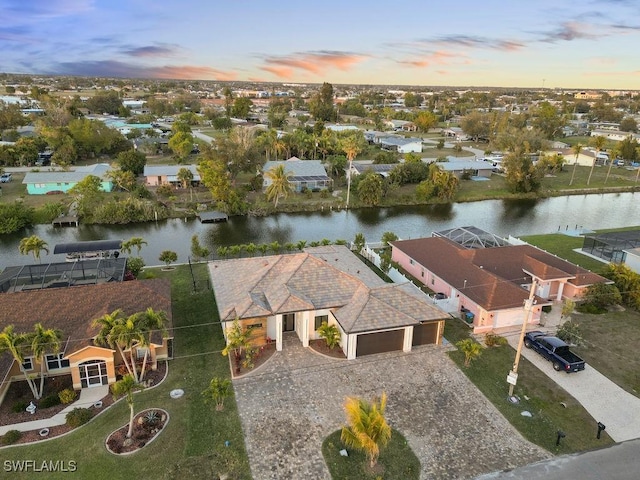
[
  {"x1": 232, "y1": 342, "x2": 277, "y2": 378},
  {"x1": 309, "y1": 339, "x2": 346, "y2": 359},
  {"x1": 0, "y1": 362, "x2": 167, "y2": 446},
  {"x1": 106, "y1": 408, "x2": 169, "y2": 454}
]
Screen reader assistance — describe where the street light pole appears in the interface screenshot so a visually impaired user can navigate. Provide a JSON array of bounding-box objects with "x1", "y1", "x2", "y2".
[{"x1": 508, "y1": 278, "x2": 538, "y2": 397}]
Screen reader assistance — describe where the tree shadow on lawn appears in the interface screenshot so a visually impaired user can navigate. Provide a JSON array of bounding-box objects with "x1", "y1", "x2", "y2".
[{"x1": 322, "y1": 428, "x2": 420, "y2": 480}]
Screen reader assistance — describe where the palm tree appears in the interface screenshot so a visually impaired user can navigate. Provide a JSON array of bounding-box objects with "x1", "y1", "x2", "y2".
[
  {"x1": 135, "y1": 308, "x2": 168, "y2": 381},
  {"x1": 0, "y1": 325, "x2": 39, "y2": 399},
  {"x1": 245, "y1": 243, "x2": 257, "y2": 257},
  {"x1": 587, "y1": 136, "x2": 606, "y2": 186},
  {"x1": 110, "y1": 315, "x2": 144, "y2": 383},
  {"x1": 296, "y1": 240, "x2": 307, "y2": 251},
  {"x1": 201, "y1": 377, "x2": 232, "y2": 411},
  {"x1": 216, "y1": 246, "x2": 230, "y2": 259},
  {"x1": 122, "y1": 237, "x2": 147, "y2": 256},
  {"x1": 269, "y1": 241, "x2": 281, "y2": 254},
  {"x1": 265, "y1": 164, "x2": 293, "y2": 208},
  {"x1": 177, "y1": 167, "x2": 194, "y2": 189},
  {"x1": 456, "y1": 338, "x2": 482, "y2": 367},
  {"x1": 111, "y1": 374, "x2": 144, "y2": 439},
  {"x1": 28, "y1": 323, "x2": 62, "y2": 399},
  {"x1": 341, "y1": 392, "x2": 392, "y2": 468},
  {"x1": 257, "y1": 244, "x2": 269, "y2": 256},
  {"x1": 18, "y1": 235, "x2": 49, "y2": 263},
  {"x1": 569, "y1": 143, "x2": 582, "y2": 186},
  {"x1": 229, "y1": 245, "x2": 242, "y2": 258},
  {"x1": 92, "y1": 310, "x2": 141, "y2": 382},
  {"x1": 604, "y1": 144, "x2": 621, "y2": 184},
  {"x1": 340, "y1": 133, "x2": 365, "y2": 208}
]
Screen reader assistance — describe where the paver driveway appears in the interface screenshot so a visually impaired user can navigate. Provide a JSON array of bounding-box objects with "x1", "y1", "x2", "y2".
[{"x1": 233, "y1": 335, "x2": 549, "y2": 479}]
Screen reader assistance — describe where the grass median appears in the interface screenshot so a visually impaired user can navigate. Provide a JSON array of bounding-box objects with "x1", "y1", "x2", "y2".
[{"x1": 1, "y1": 264, "x2": 251, "y2": 480}]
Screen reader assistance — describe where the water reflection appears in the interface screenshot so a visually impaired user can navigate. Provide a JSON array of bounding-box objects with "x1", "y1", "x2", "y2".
[{"x1": 501, "y1": 199, "x2": 539, "y2": 221}]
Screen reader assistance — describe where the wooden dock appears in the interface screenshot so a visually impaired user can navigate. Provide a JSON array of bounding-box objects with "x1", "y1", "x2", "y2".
[
  {"x1": 197, "y1": 211, "x2": 228, "y2": 223},
  {"x1": 52, "y1": 216, "x2": 79, "y2": 227}
]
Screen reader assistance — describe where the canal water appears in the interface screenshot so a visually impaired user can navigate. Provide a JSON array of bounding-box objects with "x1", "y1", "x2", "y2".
[{"x1": 1, "y1": 192, "x2": 638, "y2": 268}]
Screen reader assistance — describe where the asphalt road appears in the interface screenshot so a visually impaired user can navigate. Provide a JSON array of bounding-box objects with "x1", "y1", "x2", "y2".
[{"x1": 476, "y1": 439, "x2": 640, "y2": 479}]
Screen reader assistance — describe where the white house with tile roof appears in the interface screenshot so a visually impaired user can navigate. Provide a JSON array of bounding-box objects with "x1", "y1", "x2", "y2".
[{"x1": 208, "y1": 245, "x2": 448, "y2": 359}]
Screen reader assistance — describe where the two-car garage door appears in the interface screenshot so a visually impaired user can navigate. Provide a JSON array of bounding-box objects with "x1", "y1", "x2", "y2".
[{"x1": 355, "y1": 322, "x2": 440, "y2": 357}]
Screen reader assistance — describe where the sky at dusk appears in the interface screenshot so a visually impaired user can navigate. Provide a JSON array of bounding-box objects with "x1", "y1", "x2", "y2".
[{"x1": 1, "y1": 0, "x2": 639, "y2": 89}]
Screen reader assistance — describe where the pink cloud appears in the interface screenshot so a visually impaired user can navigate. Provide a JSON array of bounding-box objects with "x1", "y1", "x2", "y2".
[{"x1": 260, "y1": 51, "x2": 366, "y2": 78}]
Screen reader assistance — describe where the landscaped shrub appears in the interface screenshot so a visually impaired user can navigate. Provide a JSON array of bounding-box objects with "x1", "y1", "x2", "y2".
[
  {"x1": 484, "y1": 333, "x2": 508, "y2": 347},
  {"x1": 557, "y1": 321, "x2": 583, "y2": 346},
  {"x1": 576, "y1": 303, "x2": 605, "y2": 314},
  {"x1": 59, "y1": 388, "x2": 77, "y2": 404},
  {"x1": 65, "y1": 408, "x2": 93, "y2": 428},
  {"x1": 11, "y1": 401, "x2": 28, "y2": 413},
  {"x1": 39, "y1": 394, "x2": 62, "y2": 409},
  {"x1": 317, "y1": 322, "x2": 341, "y2": 349},
  {"x1": 2, "y1": 430, "x2": 22, "y2": 445}
]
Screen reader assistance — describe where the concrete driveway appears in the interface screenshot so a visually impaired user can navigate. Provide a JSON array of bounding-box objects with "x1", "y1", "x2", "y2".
[
  {"x1": 506, "y1": 333, "x2": 640, "y2": 442},
  {"x1": 233, "y1": 335, "x2": 549, "y2": 480}
]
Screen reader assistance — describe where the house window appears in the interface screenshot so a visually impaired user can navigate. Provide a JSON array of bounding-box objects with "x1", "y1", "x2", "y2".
[
  {"x1": 136, "y1": 347, "x2": 149, "y2": 360},
  {"x1": 315, "y1": 315, "x2": 329, "y2": 330},
  {"x1": 248, "y1": 323, "x2": 263, "y2": 330},
  {"x1": 409, "y1": 259, "x2": 414, "y2": 265},
  {"x1": 46, "y1": 353, "x2": 70, "y2": 370},
  {"x1": 21, "y1": 357, "x2": 34, "y2": 371},
  {"x1": 421, "y1": 269, "x2": 424, "y2": 278},
  {"x1": 431, "y1": 278, "x2": 435, "y2": 285}
]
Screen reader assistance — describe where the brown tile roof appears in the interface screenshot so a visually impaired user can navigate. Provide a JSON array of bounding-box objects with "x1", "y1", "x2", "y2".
[
  {"x1": 209, "y1": 246, "x2": 448, "y2": 333},
  {"x1": 391, "y1": 237, "x2": 608, "y2": 311},
  {"x1": 0, "y1": 279, "x2": 172, "y2": 353}
]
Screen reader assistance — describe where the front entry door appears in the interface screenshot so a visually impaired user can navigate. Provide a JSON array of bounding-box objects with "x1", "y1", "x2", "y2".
[
  {"x1": 79, "y1": 360, "x2": 108, "y2": 388},
  {"x1": 282, "y1": 313, "x2": 295, "y2": 332}
]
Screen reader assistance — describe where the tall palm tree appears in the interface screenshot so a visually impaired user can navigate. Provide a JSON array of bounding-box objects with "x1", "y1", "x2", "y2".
[
  {"x1": 93, "y1": 310, "x2": 135, "y2": 378},
  {"x1": 111, "y1": 374, "x2": 144, "y2": 438},
  {"x1": 28, "y1": 323, "x2": 62, "y2": 399},
  {"x1": 265, "y1": 164, "x2": 293, "y2": 208},
  {"x1": 587, "y1": 136, "x2": 606, "y2": 186},
  {"x1": 135, "y1": 308, "x2": 168, "y2": 381},
  {"x1": 569, "y1": 143, "x2": 582, "y2": 186},
  {"x1": 341, "y1": 392, "x2": 391, "y2": 468},
  {"x1": 0, "y1": 326, "x2": 38, "y2": 399},
  {"x1": 340, "y1": 133, "x2": 365, "y2": 208},
  {"x1": 18, "y1": 235, "x2": 49, "y2": 263},
  {"x1": 110, "y1": 315, "x2": 144, "y2": 382},
  {"x1": 121, "y1": 237, "x2": 147, "y2": 256},
  {"x1": 177, "y1": 167, "x2": 194, "y2": 189},
  {"x1": 604, "y1": 144, "x2": 621, "y2": 184}
]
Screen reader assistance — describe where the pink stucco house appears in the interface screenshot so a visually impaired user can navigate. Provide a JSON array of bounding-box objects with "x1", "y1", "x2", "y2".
[{"x1": 391, "y1": 236, "x2": 608, "y2": 333}]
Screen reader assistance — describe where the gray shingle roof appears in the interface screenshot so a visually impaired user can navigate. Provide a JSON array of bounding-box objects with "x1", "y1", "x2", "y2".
[{"x1": 263, "y1": 159, "x2": 329, "y2": 178}]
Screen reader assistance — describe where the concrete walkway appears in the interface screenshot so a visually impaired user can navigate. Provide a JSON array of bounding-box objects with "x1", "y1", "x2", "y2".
[
  {"x1": 0, "y1": 385, "x2": 109, "y2": 435},
  {"x1": 504, "y1": 324, "x2": 640, "y2": 442}
]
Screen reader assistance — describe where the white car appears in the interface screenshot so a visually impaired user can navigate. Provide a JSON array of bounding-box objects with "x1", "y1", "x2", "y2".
[{"x1": 0, "y1": 173, "x2": 12, "y2": 183}]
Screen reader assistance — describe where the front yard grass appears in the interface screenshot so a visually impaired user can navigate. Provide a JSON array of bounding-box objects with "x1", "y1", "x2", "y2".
[
  {"x1": 571, "y1": 309, "x2": 640, "y2": 397},
  {"x1": 444, "y1": 320, "x2": 615, "y2": 454},
  {"x1": 519, "y1": 234, "x2": 606, "y2": 273},
  {"x1": 322, "y1": 428, "x2": 420, "y2": 480},
  {"x1": 1, "y1": 264, "x2": 251, "y2": 480}
]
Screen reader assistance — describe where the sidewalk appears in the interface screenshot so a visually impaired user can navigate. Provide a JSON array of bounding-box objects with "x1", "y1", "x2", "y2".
[{"x1": 0, "y1": 385, "x2": 108, "y2": 435}]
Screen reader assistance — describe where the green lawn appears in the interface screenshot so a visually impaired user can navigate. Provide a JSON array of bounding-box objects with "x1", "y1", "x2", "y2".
[
  {"x1": 322, "y1": 429, "x2": 420, "y2": 480},
  {"x1": 571, "y1": 309, "x2": 640, "y2": 397},
  {"x1": 2, "y1": 265, "x2": 252, "y2": 480},
  {"x1": 444, "y1": 320, "x2": 615, "y2": 454},
  {"x1": 519, "y1": 234, "x2": 606, "y2": 273}
]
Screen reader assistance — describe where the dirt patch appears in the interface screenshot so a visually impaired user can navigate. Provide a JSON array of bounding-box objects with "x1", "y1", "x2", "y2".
[
  {"x1": 106, "y1": 408, "x2": 169, "y2": 454},
  {"x1": 309, "y1": 339, "x2": 346, "y2": 359}
]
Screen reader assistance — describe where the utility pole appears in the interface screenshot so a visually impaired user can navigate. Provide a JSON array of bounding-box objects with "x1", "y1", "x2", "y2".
[{"x1": 507, "y1": 278, "x2": 538, "y2": 397}]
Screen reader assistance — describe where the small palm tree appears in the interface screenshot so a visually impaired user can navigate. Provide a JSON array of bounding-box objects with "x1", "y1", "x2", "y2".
[
  {"x1": 245, "y1": 243, "x2": 257, "y2": 257},
  {"x1": 122, "y1": 237, "x2": 147, "y2": 256},
  {"x1": 284, "y1": 242, "x2": 296, "y2": 252},
  {"x1": 296, "y1": 240, "x2": 307, "y2": 251},
  {"x1": 202, "y1": 377, "x2": 232, "y2": 411},
  {"x1": 569, "y1": 143, "x2": 582, "y2": 186},
  {"x1": 269, "y1": 241, "x2": 281, "y2": 254},
  {"x1": 257, "y1": 244, "x2": 269, "y2": 256},
  {"x1": 216, "y1": 246, "x2": 230, "y2": 259},
  {"x1": 221, "y1": 319, "x2": 252, "y2": 373},
  {"x1": 341, "y1": 392, "x2": 391, "y2": 468},
  {"x1": 135, "y1": 308, "x2": 168, "y2": 381},
  {"x1": 177, "y1": 167, "x2": 194, "y2": 189},
  {"x1": 229, "y1": 245, "x2": 242, "y2": 258},
  {"x1": 587, "y1": 136, "x2": 606, "y2": 186},
  {"x1": 111, "y1": 374, "x2": 144, "y2": 439},
  {"x1": 18, "y1": 235, "x2": 49, "y2": 263},
  {"x1": 456, "y1": 338, "x2": 482, "y2": 367},
  {"x1": 316, "y1": 322, "x2": 340, "y2": 349},
  {"x1": 159, "y1": 250, "x2": 178, "y2": 267}
]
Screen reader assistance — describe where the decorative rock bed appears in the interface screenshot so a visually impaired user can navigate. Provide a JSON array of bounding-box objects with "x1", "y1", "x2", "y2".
[{"x1": 106, "y1": 408, "x2": 169, "y2": 455}]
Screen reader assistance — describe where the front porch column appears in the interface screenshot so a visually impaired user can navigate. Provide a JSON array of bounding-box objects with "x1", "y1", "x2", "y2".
[
  {"x1": 275, "y1": 315, "x2": 283, "y2": 352},
  {"x1": 403, "y1": 326, "x2": 413, "y2": 352},
  {"x1": 347, "y1": 335, "x2": 357, "y2": 360},
  {"x1": 556, "y1": 282, "x2": 565, "y2": 301},
  {"x1": 301, "y1": 312, "x2": 309, "y2": 347}
]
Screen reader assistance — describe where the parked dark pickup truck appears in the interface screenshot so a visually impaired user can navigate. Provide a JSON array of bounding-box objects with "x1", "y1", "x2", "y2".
[{"x1": 524, "y1": 331, "x2": 586, "y2": 373}]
